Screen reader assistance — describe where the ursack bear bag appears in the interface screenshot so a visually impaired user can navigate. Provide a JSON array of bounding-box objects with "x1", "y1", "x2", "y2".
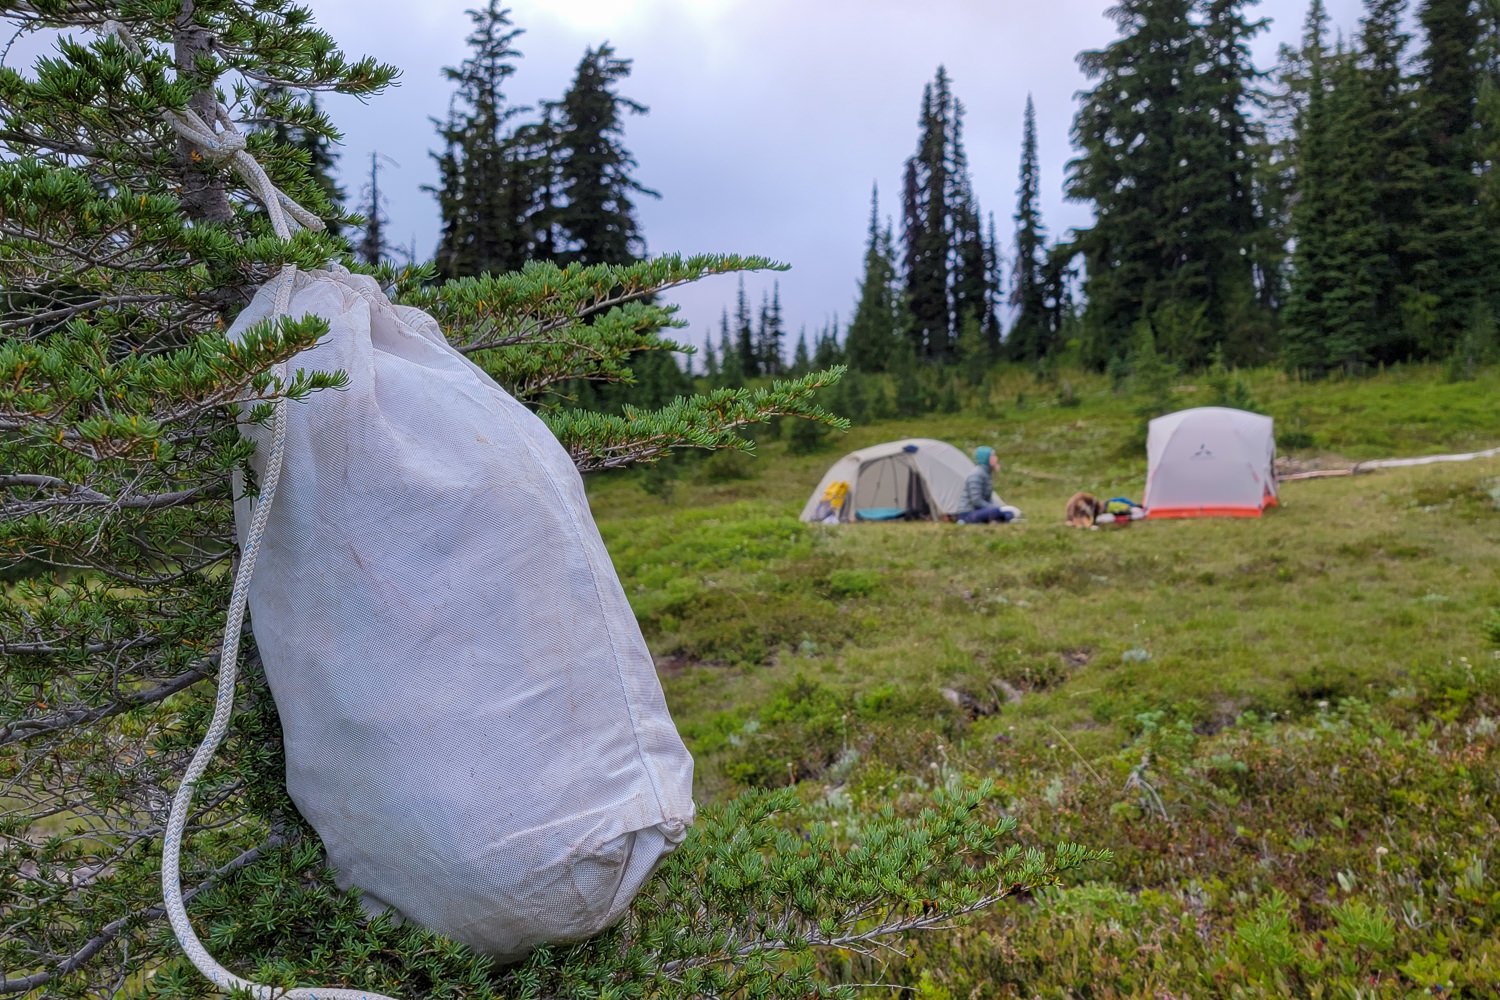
[
  {"x1": 107, "y1": 37, "x2": 693, "y2": 994},
  {"x1": 227, "y1": 267, "x2": 695, "y2": 962}
]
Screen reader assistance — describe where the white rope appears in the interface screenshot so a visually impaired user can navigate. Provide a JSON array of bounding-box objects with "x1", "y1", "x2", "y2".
[{"x1": 100, "y1": 20, "x2": 401, "y2": 1000}]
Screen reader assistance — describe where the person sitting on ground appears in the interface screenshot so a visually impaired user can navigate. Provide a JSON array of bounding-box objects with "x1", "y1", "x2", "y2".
[{"x1": 957, "y1": 446, "x2": 1014, "y2": 524}]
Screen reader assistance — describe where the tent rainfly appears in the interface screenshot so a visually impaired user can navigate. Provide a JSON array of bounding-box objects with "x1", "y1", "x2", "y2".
[
  {"x1": 1144, "y1": 407, "x2": 1278, "y2": 519},
  {"x1": 799, "y1": 438, "x2": 1017, "y2": 523}
]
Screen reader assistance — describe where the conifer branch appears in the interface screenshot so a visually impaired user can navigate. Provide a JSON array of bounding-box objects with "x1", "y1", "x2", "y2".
[
  {"x1": 0, "y1": 654, "x2": 216, "y2": 747},
  {"x1": 0, "y1": 833, "x2": 288, "y2": 996}
]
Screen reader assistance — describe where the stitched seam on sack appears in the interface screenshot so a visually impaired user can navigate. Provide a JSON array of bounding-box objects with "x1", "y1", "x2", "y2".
[{"x1": 504, "y1": 413, "x2": 669, "y2": 822}]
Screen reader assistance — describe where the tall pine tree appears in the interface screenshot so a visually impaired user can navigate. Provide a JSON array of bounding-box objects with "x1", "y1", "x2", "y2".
[
  {"x1": 430, "y1": 1, "x2": 531, "y2": 278},
  {"x1": 546, "y1": 44, "x2": 657, "y2": 266},
  {"x1": 903, "y1": 72, "x2": 954, "y2": 361},
  {"x1": 1357, "y1": 0, "x2": 1429, "y2": 363},
  {"x1": 899, "y1": 68, "x2": 998, "y2": 364},
  {"x1": 1283, "y1": 42, "x2": 1384, "y2": 374},
  {"x1": 845, "y1": 184, "x2": 905, "y2": 371},
  {"x1": 1068, "y1": 0, "x2": 1266, "y2": 368},
  {"x1": 1008, "y1": 94, "x2": 1051, "y2": 361},
  {"x1": 1410, "y1": 0, "x2": 1494, "y2": 356},
  {"x1": 356, "y1": 152, "x2": 388, "y2": 267},
  {"x1": 734, "y1": 277, "x2": 758, "y2": 377},
  {"x1": 949, "y1": 100, "x2": 997, "y2": 359}
]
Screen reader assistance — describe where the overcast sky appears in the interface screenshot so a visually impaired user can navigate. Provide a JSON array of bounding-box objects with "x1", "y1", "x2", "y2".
[{"x1": 24, "y1": 1, "x2": 1374, "y2": 356}]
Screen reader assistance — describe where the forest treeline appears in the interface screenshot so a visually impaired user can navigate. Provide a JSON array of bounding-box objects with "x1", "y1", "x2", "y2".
[{"x1": 319, "y1": 0, "x2": 1500, "y2": 396}]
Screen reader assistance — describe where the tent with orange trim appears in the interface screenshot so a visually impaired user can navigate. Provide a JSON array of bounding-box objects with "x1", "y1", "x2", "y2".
[{"x1": 1143, "y1": 407, "x2": 1278, "y2": 519}]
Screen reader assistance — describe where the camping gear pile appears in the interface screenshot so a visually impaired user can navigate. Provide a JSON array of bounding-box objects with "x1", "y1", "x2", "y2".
[{"x1": 1095, "y1": 497, "x2": 1147, "y2": 525}]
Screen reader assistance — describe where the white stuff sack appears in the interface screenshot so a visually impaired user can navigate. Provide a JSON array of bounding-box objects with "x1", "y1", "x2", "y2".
[{"x1": 228, "y1": 266, "x2": 695, "y2": 960}]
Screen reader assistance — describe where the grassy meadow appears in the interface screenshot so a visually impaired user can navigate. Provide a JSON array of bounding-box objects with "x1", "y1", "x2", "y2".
[{"x1": 590, "y1": 363, "x2": 1500, "y2": 997}]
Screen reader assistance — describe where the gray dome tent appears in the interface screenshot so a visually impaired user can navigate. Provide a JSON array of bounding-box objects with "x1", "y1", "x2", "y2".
[{"x1": 799, "y1": 438, "x2": 1017, "y2": 523}]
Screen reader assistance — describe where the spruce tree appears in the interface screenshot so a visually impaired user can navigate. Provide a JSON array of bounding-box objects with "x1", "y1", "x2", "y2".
[
  {"x1": 984, "y1": 212, "x2": 1005, "y2": 356},
  {"x1": 792, "y1": 328, "x2": 812, "y2": 374},
  {"x1": 756, "y1": 283, "x2": 786, "y2": 376},
  {"x1": 1411, "y1": 0, "x2": 1494, "y2": 356},
  {"x1": 1355, "y1": 0, "x2": 1429, "y2": 363},
  {"x1": 813, "y1": 319, "x2": 845, "y2": 367},
  {"x1": 717, "y1": 308, "x2": 744, "y2": 386},
  {"x1": 1479, "y1": 0, "x2": 1500, "y2": 278},
  {"x1": 1283, "y1": 44, "x2": 1384, "y2": 374},
  {"x1": 948, "y1": 100, "x2": 997, "y2": 357},
  {"x1": 902, "y1": 73, "x2": 953, "y2": 361},
  {"x1": 1197, "y1": 0, "x2": 1271, "y2": 360},
  {"x1": 733, "y1": 276, "x2": 758, "y2": 377},
  {"x1": 845, "y1": 184, "x2": 904, "y2": 371},
  {"x1": 956, "y1": 310, "x2": 989, "y2": 384},
  {"x1": 1258, "y1": 0, "x2": 1331, "y2": 323},
  {"x1": 546, "y1": 43, "x2": 657, "y2": 266},
  {"x1": 430, "y1": 1, "x2": 531, "y2": 278},
  {"x1": 702, "y1": 332, "x2": 719, "y2": 378},
  {"x1": 1008, "y1": 94, "x2": 1050, "y2": 361},
  {"x1": 896, "y1": 68, "x2": 997, "y2": 365},
  {"x1": 356, "y1": 151, "x2": 389, "y2": 267},
  {"x1": 1068, "y1": 0, "x2": 1266, "y2": 368}
]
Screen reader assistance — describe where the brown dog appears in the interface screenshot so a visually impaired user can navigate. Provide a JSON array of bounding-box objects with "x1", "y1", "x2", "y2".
[{"x1": 1065, "y1": 491, "x2": 1102, "y2": 528}]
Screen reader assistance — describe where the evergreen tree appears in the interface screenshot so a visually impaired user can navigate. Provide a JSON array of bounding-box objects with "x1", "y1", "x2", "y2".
[
  {"x1": 956, "y1": 310, "x2": 989, "y2": 384},
  {"x1": 845, "y1": 184, "x2": 904, "y2": 371},
  {"x1": 617, "y1": 349, "x2": 692, "y2": 409},
  {"x1": 1410, "y1": 0, "x2": 1494, "y2": 356},
  {"x1": 813, "y1": 319, "x2": 845, "y2": 367},
  {"x1": 546, "y1": 43, "x2": 657, "y2": 266},
  {"x1": 903, "y1": 72, "x2": 954, "y2": 361},
  {"x1": 948, "y1": 101, "x2": 997, "y2": 357},
  {"x1": 756, "y1": 283, "x2": 786, "y2": 375},
  {"x1": 702, "y1": 332, "x2": 719, "y2": 378},
  {"x1": 1283, "y1": 45, "x2": 1383, "y2": 373},
  {"x1": 1261, "y1": 0, "x2": 1331, "y2": 319},
  {"x1": 1041, "y1": 243, "x2": 1080, "y2": 349},
  {"x1": 1008, "y1": 94, "x2": 1051, "y2": 361},
  {"x1": 356, "y1": 152, "x2": 389, "y2": 267},
  {"x1": 984, "y1": 212, "x2": 1005, "y2": 356},
  {"x1": 430, "y1": 1, "x2": 535, "y2": 278},
  {"x1": 734, "y1": 277, "x2": 758, "y2": 377},
  {"x1": 1198, "y1": 0, "x2": 1272, "y2": 360},
  {"x1": 1357, "y1": 0, "x2": 1430, "y2": 363},
  {"x1": 717, "y1": 308, "x2": 745, "y2": 386},
  {"x1": 1068, "y1": 0, "x2": 1266, "y2": 368},
  {"x1": 897, "y1": 68, "x2": 997, "y2": 364},
  {"x1": 1129, "y1": 320, "x2": 1180, "y2": 446},
  {"x1": 792, "y1": 328, "x2": 812, "y2": 374},
  {"x1": 1479, "y1": 0, "x2": 1500, "y2": 275}
]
